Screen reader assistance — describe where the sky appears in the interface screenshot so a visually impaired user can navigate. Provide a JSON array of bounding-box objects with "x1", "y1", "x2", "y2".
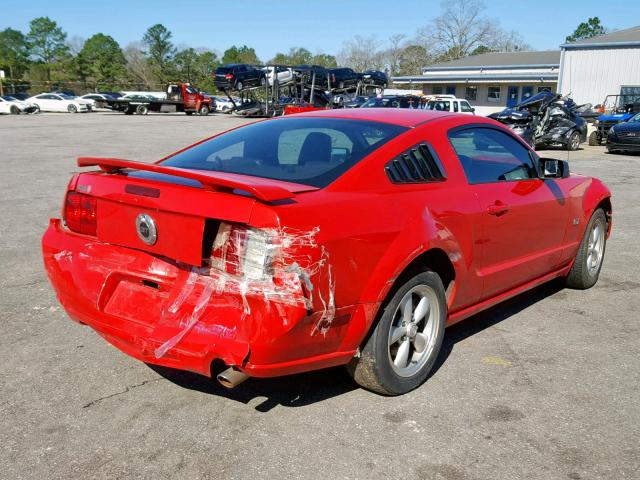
[{"x1": 1, "y1": 0, "x2": 638, "y2": 60}]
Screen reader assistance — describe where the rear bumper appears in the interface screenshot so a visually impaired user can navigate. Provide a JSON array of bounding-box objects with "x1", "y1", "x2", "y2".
[{"x1": 42, "y1": 219, "x2": 361, "y2": 378}]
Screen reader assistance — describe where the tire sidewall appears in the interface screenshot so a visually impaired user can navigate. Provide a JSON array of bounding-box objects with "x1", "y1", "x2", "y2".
[
  {"x1": 68, "y1": 104, "x2": 77, "y2": 113},
  {"x1": 371, "y1": 271, "x2": 447, "y2": 395},
  {"x1": 580, "y1": 210, "x2": 607, "y2": 285}
]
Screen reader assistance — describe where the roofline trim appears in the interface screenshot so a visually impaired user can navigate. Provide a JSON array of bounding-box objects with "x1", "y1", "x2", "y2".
[
  {"x1": 392, "y1": 74, "x2": 558, "y2": 83},
  {"x1": 423, "y1": 63, "x2": 559, "y2": 71},
  {"x1": 560, "y1": 40, "x2": 640, "y2": 49}
]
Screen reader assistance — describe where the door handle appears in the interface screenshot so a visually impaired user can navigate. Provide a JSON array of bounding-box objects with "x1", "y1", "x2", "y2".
[{"x1": 486, "y1": 201, "x2": 509, "y2": 216}]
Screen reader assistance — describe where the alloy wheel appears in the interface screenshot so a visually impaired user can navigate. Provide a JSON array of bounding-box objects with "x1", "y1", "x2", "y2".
[
  {"x1": 586, "y1": 221, "x2": 605, "y2": 275},
  {"x1": 387, "y1": 285, "x2": 440, "y2": 377}
]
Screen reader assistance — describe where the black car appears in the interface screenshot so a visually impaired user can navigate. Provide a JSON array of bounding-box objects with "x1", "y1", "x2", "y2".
[
  {"x1": 607, "y1": 112, "x2": 640, "y2": 153},
  {"x1": 344, "y1": 95, "x2": 374, "y2": 108},
  {"x1": 327, "y1": 68, "x2": 360, "y2": 89},
  {"x1": 5, "y1": 92, "x2": 29, "y2": 101},
  {"x1": 361, "y1": 70, "x2": 388, "y2": 88},
  {"x1": 360, "y1": 95, "x2": 421, "y2": 109},
  {"x1": 293, "y1": 65, "x2": 329, "y2": 88},
  {"x1": 214, "y1": 64, "x2": 266, "y2": 91}
]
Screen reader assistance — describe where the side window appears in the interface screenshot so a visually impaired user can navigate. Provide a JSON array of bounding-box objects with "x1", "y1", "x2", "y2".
[
  {"x1": 453, "y1": 101, "x2": 459, "y2": 112},
  {"x1": 460, "y1": 101, "x2": 474, "y2": 113},
  {"x1": 448, "y1": 128, "x2": 537, "y2": 184}
]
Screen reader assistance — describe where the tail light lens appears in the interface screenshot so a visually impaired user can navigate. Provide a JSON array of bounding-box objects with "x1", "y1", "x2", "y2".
[
  {"x1": 64, "y1": 191, "x2": 97, "y2": 236},
  {"x1": 210, "y1": 222, "x2": 272, "y2": 280},
  {"x1": 225, "y1": 74, "x2": 234, "y2": 80}
]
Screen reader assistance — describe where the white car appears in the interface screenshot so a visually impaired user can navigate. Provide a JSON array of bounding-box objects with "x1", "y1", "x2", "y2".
[
  {"x1": 26, "y1": 93, "x2": 92, "y2": 113},
  {"x1": 263, "y1": 66, "x2": 294, "y2": 86},
  {"x1": 214, "y1": 96, "x2": 237, "y2": 113},
  {"x1": 0, "y1": 95, "x2": 37, "y2": 114},
  {"x1": 425, "y1": 96, "x2": 475, "y2": 115}
]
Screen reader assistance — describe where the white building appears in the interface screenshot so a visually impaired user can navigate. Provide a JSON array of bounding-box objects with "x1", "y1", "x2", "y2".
[
  {"x1": 558, "y1": 25, "x2": 640, "y2": 106},
  {"x1": 392, "y1": 51, "x2": 560, "y2": 115}
]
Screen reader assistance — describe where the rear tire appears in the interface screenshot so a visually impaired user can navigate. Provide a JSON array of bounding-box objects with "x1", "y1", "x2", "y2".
[
  {"x1": 136, "y1": 104, "x2": 148, "y2": 115},
  {"x1": 347, "y1": 270, "x2": 446, "y2": 395},
  {"x1": 588, "y1": 131, "x2": 599, "y2": 146},
  {"x1": 236, "y1": 81, "x2": 244, "y2": 91},
  {"x1": 565, "y1": 209, "x2": 607, "y2": 289},
  {"x1": 10, "y1": 105, "x2": 20, "y2": 114},
  {"x1": 33, "y1": 104, "x2": 40, "y2": 113}
]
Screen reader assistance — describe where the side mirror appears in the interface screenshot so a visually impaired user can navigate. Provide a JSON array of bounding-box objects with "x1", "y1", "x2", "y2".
[
  {"x1": 540, "y1": 158, "x2": 570, "y2": 179},
  {"x1": 471, "y1": 107, "x2": 475, "y2": 112}
]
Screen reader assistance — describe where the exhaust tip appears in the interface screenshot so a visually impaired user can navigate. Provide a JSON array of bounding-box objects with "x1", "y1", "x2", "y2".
[{"x1": 217, "y1": 367, "x2": 249, "y2": 389}]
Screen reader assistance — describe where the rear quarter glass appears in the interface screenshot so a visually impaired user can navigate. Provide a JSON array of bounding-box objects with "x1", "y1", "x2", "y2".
[{"x1": 161, "y1": 117, "x2": 407, "y2": 188}]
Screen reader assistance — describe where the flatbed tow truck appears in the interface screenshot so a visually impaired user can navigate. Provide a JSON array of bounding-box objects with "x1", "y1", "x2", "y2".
[{"x1": 97, "y1": 82, "x2": 214, "y2": 115}]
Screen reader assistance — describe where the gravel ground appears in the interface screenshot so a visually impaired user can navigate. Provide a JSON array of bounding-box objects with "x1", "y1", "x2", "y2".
[{"x1": 1, "y1": 112, "x2": 638, "y2": 480}]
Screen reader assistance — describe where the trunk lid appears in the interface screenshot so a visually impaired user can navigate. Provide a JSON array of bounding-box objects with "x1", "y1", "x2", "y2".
[{"x1": 72, "y1": 158, "x2": 318, "y2": 266}]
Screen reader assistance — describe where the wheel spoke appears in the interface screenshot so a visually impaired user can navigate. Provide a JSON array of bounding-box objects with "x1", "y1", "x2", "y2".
[
  {"x1": 394, "y1": 339, "x2": 411, "y2": 368},
  {"x1": 402, "y1": 296, "x2": 413, "y2": 325},
  {"x1": 413, "y1": 332, "x2": 429, "y2": 353},
  {"x1": 389, "y1": 326, "x2": 405, "y2": 345},
  {"x1": 413, "y1": 297, "x2": 430, "y2": 323}
]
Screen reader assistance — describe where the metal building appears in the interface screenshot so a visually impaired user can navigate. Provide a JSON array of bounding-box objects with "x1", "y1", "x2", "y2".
[{"x1": 558, "y1": 25, "x2": 640, "y2": 106}]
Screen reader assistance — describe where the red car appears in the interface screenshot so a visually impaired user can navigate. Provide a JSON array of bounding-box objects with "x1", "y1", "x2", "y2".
[{"x1": 42, "y1": 109, "x2": 612, "y2": 395}]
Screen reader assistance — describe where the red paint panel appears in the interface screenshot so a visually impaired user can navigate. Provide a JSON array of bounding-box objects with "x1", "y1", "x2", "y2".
[{"x1": 97, "y1": 199, "x2": 205, "y2": 266}]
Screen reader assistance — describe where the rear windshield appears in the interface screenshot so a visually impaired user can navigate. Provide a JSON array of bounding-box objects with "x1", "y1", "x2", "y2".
[{"x1": 162, "y1": 117, "x2": 407, "y2": 188}]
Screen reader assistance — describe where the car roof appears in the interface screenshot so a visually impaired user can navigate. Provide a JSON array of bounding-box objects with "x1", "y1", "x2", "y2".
[{"x1": 290, "y1": 107, "x2": 497, "y2": 128}]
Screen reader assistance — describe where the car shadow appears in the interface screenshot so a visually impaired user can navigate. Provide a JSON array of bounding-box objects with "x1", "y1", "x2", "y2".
[{"x1": 149, "y1": 281, "x2": 564, "y2": 411}]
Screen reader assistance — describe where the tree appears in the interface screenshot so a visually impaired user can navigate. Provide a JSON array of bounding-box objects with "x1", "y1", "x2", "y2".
[
  {"x1": 124, "y1": 42, "x2": 157, "y2": 89},
  {"x1": 222, "y1": 45, "x2": 260, "y2": 65},
  {"x1": 398, "y1": 44, "x2": 431, "y2": 76},
  {"x1": 337, "y1": 35, "x2": 385, "y2": 71},
  {"x1": 311, "y1": 53, "x2": 337, "y2": 68},
  {"x1": 417, "y1": 0, "x2": 495, "y2": 60},
  {"x1": 26, "y1": 17, "x2": 69, "y2": 81},
  {"x1": 384, "y1": 34, "x2": 407, "y2": 76},
  {"x1": 142, "y1": 23, "x2": 176, "y2": 80},
  {"x1": 0, "y1": 28, "x2": 30, "y2": 80},
  {"x1": 77, "y1": 34, "x2": 126, "y2": 89},
  {"x1": 174, "y1": 47, "x2": 199, "y2": 82},
  {"x1": 565, "y1": 17, "x2": 607, "y2": 43}
]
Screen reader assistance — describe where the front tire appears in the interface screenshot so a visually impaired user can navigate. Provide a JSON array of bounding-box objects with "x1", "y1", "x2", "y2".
[
  {"x1": 199, "y1": 105, "x2": 210, "y2": 116},
  {"x1": 588, "y1": 131, "x2": 599, "y2": 146},
  {"x1": 67, "y1": 104, "x2": 78, "y2": 114},
  {"x1": 566, "y1": 209, "x2": 607, "y2": 289},
  {"x1": 348, "y1": 270, "x2": 446, "y2": 395},
  {"x1": 136, "y1": 104, "x2": 148, "y2": 115},
  {"x1": 567, "y1": 130, "x2": 580, "y2": 151}
]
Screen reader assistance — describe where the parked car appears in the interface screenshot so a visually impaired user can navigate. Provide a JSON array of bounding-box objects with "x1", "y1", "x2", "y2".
[
  {"x1": 263, "y1": 66, "x2": 294, "y2": 86},
  {"x1": 214, "y1": 64, "x2": 266, "y2": 91},
  {"x1": 79, "y1": 93, "x2": 115, "y2": 108},
  {"x1": 589, "y1": 94, "x2": 640, "y2": 146},
  {"x1": 0, "y1": 95, "x2": 37, "y2": 114},
  {"x1": 344, "y1": 95, "x2": 374, "y2": 108},
  {"x1": 360, "y1": 95, "x2": 422, "y2": 109},
  {"x1": 327, "y1": 67, "x2": 360, "y2": 89},
  {"x1": 425, "y1": 97, "x2": 475, "y2": 115},
  {"x1": 213, "y1": 96, "x2": 235, "y2": 113},
  {"x1": 362, "y1": 70, "x2": 388, "y2": 88},
  {"x1": 606, "y1": 112, "x2": 640, "y2": 153},
  {"x1": 42, "y1": 109, "x2": 611, "y2": 395},
  {"x1": 293, "y1": 65, "x2": 329, "y2": 88},
  {"x1": 26, "y1": 93, "x2": 92, "y2": 113},
  {"x1": 6, "y1": 92, "x2": 30, "y2": 101}
]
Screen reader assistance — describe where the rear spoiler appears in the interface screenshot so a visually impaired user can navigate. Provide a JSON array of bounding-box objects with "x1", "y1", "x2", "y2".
[{"x1": 77, "y1": 157, "x2": 317, "y2": 202}]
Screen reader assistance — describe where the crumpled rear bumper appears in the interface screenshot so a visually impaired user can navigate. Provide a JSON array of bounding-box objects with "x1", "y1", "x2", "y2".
[{"x1": 42, "y1": 219, "x2": 362, "y2": 378}]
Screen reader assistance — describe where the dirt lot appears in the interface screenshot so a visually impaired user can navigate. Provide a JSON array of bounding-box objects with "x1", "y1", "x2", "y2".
[{"x1": 1, "y1": 112, "x2": 638, "y2": 480}]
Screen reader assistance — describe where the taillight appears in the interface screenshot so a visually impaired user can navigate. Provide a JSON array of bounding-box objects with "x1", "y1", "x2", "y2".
[
  {"x1": 64, "y1": 191, "x2": 97, "y2": 236},
  {"x1": 210, "y1": 222, "x2": 272, "y2": 280},
  {"x1": 225, "y1": 74, "x2": 234, "y2": 80}
]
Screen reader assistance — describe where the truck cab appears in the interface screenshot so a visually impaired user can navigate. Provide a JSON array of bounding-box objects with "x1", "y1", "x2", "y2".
[
  {"x1": 425, "y1": 96, "x2": 475, "y2": 115},
  {"x1": 166, "y1": 83, "x2": 214, "y2": 115}
]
